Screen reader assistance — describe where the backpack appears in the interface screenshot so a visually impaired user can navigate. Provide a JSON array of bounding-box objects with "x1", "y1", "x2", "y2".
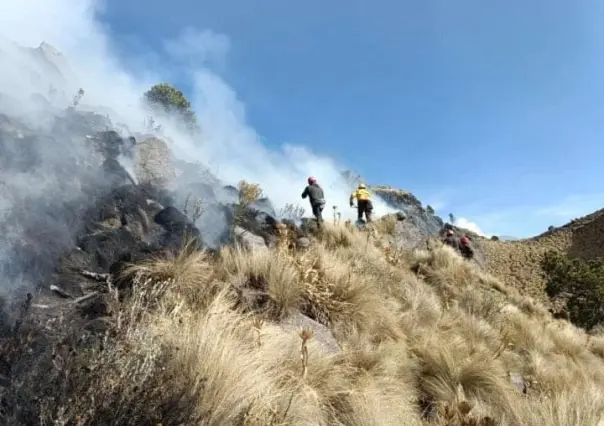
[{"x1": 459, "y1": 236, "x2": 474, "y2": 259}]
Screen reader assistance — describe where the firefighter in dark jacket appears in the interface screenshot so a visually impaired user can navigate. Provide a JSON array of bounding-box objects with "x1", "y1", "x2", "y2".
[
  {"x1": 301, "y1": 176, "x2": 325, "y2": 226},
  {"x1": 350, "y1": 183, "x2": 373, "y2": 223},
  {"x1": 442, "y1": 229, "x2": 459, "y2": 250},
  {"x1": 459, "y1": 235, "x2": 475, "y2": 260}
]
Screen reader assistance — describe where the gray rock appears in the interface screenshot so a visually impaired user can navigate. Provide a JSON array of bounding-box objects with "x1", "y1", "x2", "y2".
[
  {"x1": 278, "y1": 312, "x2": 341, "y2": 354},
  {"x1": 234, "y1": 226, "x2": 268, "y2": 251},
  {"x1": 390, "y1": 220, "x2": 429, "y2": 250},
  {"x1": 395, "y1": 212, "x2": 406, "y2": 221},
  {"x1": 508, "y1": 372, "x2": 527, "y2": 394},
  {"x1": 135, "y1": 137, "x2": 175, "y2": 187},
  {"x1": 296, "y1": 236, "x2": 311, "y2": 250}
]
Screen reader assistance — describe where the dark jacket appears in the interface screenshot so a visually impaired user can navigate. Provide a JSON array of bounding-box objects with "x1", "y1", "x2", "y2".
[
  {"x1": 443, "y1": 235, "x2": 460, "y2": 250},
  {"x1": 302, "y1": 183, "x2": 325, "y2": 206}
]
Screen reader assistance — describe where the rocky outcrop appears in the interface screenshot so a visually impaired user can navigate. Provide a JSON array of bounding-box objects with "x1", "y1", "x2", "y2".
[
  {"x1": 0, "y1": 104, "x2": 292, "y2": 302},
  {"x1": 0, "y1": 108, "x2": 204, "y2": 301},
  {"x1": 372, "y1": 187, "x2": 444, "y2": 235},
  {"x1": 367, "y1": 186, "x2": 445, "y2": 250},
  {"x1": 341, "y1": 171, "x2": 444, "y2": 240}
]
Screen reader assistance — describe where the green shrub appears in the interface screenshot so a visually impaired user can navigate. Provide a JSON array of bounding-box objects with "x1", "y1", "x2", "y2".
[
  {"x1": 144, "y1": 83, "x2": 197, "y2": 129},
  {"x1": 542, "y1": 250, "x2": 604, "y2": 330}
]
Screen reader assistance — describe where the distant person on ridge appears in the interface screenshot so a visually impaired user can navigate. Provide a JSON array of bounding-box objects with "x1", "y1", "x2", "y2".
[
  {"x1": 350, "y1": 183, "x2": 373, "y2": 223},
  {"x1": 440, "y1": 223, "x2": 454, "y2": 238},
  {"x1": 459, "y1": 234, "x2": 475, "y2": 260},
  {"x1": 442, "y1": 229, "x2": 459, "y2": 250},
  {"x1": 301, "y1": 176, "x2": 325, "y2": 227}
]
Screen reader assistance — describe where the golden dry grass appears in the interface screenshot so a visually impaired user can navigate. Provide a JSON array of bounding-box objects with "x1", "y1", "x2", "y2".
[
  {"x1": 480, "y1": 208, "x2": 604, "y2": 303},
  {"x1": 27, "y1": 223, "x2": 604, "y2": 425}
]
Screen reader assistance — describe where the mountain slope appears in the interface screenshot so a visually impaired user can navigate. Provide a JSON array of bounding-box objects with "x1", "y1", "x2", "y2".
[
  {"x1": 481, "y1": 208, "x2": 604, "y2": 301},
  {"x1": 3, "y1": 40, "x2": 604, "y2": 425}
]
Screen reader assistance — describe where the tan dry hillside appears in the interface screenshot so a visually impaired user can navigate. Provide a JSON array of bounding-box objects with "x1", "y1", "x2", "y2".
[
  {"x1": 481, "y1": 208, "x2": 604, "y2": 302},
  {"x1": 9, "y1": 220, "x2": 604, "y2": 425}
]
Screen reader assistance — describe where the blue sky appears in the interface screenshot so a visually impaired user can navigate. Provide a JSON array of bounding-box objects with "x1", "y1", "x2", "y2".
[{"x1": 98, "y1": 0, "x2": 604, "y2": 237}]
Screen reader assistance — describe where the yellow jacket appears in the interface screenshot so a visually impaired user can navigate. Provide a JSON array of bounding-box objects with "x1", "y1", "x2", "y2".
[{"x1": 350, "y1": 188, "x2": 371, "y2": 202}]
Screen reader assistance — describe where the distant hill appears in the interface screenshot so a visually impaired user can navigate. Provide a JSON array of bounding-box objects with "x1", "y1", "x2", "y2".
[
  {"x1": 497, "y1": 235, "x2": 519, "y2": 241},
  {"x1": 363, "y1": 176, "x2": 604, "y2": 304},
  {"x1": 480, "y1": 208, "x2": 604, "y2": 302}
]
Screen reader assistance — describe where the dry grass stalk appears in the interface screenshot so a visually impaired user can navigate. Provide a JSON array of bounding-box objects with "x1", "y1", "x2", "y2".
[
  {"x1": 183, "y1": 192, "x2": 204, "y2": 222},
  {"x1": 279, "y1": 203, "x2": 305, "y2": 221},
  {"x1": 252, "y1": 317, "x2": 265, "y2": 348},
  {"x1": 299, "y1": 325, "x2": 314, "y2": 379},
  {"x1": 275, "y1": 222, "x2": 294, "y2": 257}
]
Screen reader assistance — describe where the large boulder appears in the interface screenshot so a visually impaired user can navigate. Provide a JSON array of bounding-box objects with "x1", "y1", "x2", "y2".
[
  {"x1": 154, "y1": 205, "x2": 202, "y2": 250},
  {"x1": 221, "y1": 204, "x2": 279, "y2": 245},
  {"x1": 135, "y1": 137, "x2": 175, "y2": 187},
  {"x1": 233, "y1": 226, "x2": 268, "y2": 251}
]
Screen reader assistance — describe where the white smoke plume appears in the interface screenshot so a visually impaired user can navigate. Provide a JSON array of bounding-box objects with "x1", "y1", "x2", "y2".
[{"x1": 0, "y1": 0, "x2": 397, "y2": 226}]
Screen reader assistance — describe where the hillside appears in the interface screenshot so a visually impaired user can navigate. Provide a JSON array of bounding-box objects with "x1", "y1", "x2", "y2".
[
  {"x1": 480, "y1": 209, "x2": 604, "y2": 302},
  {"x1": 6, "y1": 208, "x2": 604, "y2": 424},
  {"x1": 2, "y1": 40, "x2": 604, "y2": 425},
  {"x1": 1, "y1": 105, "x2": 603, "y2": 424}
]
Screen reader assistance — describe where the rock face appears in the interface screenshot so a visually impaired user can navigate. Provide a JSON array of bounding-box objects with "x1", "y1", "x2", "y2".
[
  {"x1": 0, "y1": 102, "x2": 292, "y2": 304},
  {"x1": 370, "y1": 186, "x2": 445, "y2": 249},
  {"x1": 372, "y1": 187, "x2": 444, "y2": 235},
  {"x1": 135, "y1": 137, "x2": 175, "y2": 187},
  {"x1": 233, "y1": 226, "x2": 268, "y2": 251},
  {"x1": 342, "y1": 171, "x2": 445, "y2": 243},
  {"x1": 0, "y1": 108, "x2": 207, "y2": 302},
  {"x1": 0, "y1": 40, "x2": 74, "y2": 107}
]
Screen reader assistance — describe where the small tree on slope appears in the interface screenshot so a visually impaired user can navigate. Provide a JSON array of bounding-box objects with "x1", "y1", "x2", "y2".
[{"x1": 144, "y1": 83, "x2": 198, "y2": 131}]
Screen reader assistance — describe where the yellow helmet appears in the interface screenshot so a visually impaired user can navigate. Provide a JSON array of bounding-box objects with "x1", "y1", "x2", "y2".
[{"x1": 358, "y1": 183, "x2": 366, "y2": 189}]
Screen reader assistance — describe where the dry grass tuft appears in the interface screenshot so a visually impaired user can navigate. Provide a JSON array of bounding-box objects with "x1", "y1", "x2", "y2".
[
  {"x1": 370, "y1": 213, "x2": 398, "y2": 236},
  {"x1": 317, "y1": 222, "x2": 357, "y2": 249},
  {"x1": 152, "y1": 293, "x2": 286, "y2": 425},
  {"x1": 295, "y1": 245, "x2": 402, "y2": 342},
  {"x1": 219, "y1": 245, "x2": 302, "y2": 319},
  {"x1": 119, "y1": 237, "x2": 217, "y2": 308}
]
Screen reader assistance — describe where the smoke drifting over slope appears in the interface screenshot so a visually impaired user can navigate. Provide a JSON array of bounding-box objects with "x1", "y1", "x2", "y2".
[{"x1": 0, "y1": 0, "x2": 396, "y2": 222}]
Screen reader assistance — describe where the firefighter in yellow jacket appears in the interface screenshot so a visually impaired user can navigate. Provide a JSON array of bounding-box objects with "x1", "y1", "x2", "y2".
[{"x1": 349, "y1": 183, "x2": 373, "y2": 223}]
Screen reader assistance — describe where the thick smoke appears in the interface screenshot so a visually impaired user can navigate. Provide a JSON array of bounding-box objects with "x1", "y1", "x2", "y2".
[{"x1": 0, "y1": 0, "x2": 397, "y2": 292}]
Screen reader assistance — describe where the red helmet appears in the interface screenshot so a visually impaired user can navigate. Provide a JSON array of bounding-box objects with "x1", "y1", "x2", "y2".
[{"x1": 307, "y1": 176, "x2": 317, "y2": 184}]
